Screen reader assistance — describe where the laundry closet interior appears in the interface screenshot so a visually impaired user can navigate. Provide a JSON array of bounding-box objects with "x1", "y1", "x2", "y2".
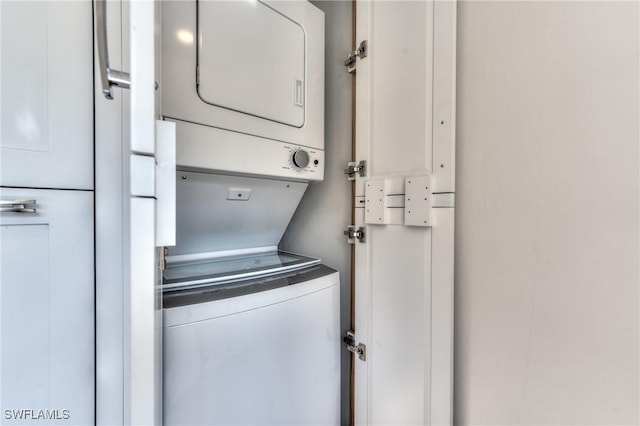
[
  {"x1": 107, "y1": 0, "x2": 455, "y2": 423},
  {"x1": 0, "y1": 0, "x2": 456, "y2": 424}
]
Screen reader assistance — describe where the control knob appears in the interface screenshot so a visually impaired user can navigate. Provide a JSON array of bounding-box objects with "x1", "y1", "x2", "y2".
[{"x1": 291, "y1": 149, "x2": 310, "y2": 169}]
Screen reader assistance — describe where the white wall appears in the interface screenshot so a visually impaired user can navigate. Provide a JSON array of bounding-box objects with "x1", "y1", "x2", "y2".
[
  {"x1": 455, "y1": 1, "x2": 639, "y2": 424},
  {"x1": 279, "y1": 1, "x2": 353, "y2": 424}
]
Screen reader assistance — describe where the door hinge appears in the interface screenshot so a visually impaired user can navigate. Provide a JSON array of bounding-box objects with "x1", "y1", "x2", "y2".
[
  {"x1": 159, "y1": 246, "x2": 168, "y2": 271},
  {"x1": 344, "y1": 160, "x2": 366, "y2": 180},
  {"x1": 344, "y1": 40, "x2": 368, "y2": 73},
  {"x1": 344, "y1": 225, "x2": 366, "y2": 244},
  {"x1": 344, "y1": 331, "x2": 366, "y2": 361}
]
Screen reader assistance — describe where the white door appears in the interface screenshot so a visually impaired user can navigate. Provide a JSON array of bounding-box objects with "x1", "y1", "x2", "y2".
[
  {"x1": 96, "y1": 0, "x2": 174, "y2": 424},
  {"x1": 0, "y1": 188, "x2": 94, "y2": 425},
  {"x1": 0, "y1": 0, "x2": 93, "y2": 190},
  {"x1": 352, "y1": 1, "x2": 456, "y2": 425}
]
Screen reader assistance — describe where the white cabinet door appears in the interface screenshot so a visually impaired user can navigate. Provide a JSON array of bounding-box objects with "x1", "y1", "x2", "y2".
[
  {"x1": 128, "y1": 1, "x2": 163, "y2": 424},
  {"x1": 0, "y1": 187, "x2": 94, "y2": 425},
  {"x1": 353, "y1": 1, "x2": 456, "y2": 425},
  {"x1": 95, "y1": 0, "x2": 169, "y2": 423},
  {"x1": 0, "y1": 0, "x2": 93, "y2": 190}
]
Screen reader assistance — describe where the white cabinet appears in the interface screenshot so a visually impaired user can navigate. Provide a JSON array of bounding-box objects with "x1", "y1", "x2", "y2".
[
  {"x1": 0, "y1": 1, "x2": 95, "y2": 422},
  {"x1": 0, "y1": 0, "x2": 93, "y2": 190},
  {"x1": 0, "y1": 188, "x2": 94, "y2": 424}
]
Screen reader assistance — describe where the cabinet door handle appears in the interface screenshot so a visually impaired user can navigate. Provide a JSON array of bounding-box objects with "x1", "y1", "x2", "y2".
[
  {"x1": 96, "y1": 0, "x2": 131, "y2": 100},
  {"x1": 0, "y1": 199, "x2": 37, "y2": 213}
]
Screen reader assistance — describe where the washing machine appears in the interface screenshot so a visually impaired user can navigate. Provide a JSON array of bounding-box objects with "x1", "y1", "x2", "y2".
[
  {"x1": 162, "y1": 172, "x2": 340, "y2": 425},
  {"x1": 163, "y1": 254, "x2": 340, "y2": 426}
]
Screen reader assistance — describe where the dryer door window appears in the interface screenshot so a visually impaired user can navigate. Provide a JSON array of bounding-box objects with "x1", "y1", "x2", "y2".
[{"x1": 197, "y1": 0, "x2": 305, "y2": 128}]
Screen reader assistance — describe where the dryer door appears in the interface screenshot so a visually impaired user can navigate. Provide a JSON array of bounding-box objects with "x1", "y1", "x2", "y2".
[{"x1": 197, "y1": 0, "x2": 305, "y2": 128}]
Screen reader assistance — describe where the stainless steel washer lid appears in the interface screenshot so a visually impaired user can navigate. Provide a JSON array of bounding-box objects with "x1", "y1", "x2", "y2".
[
  {"x1": 163, "y1": 263, "x2": 336, "y2": 309},
  {"x1": 163, "y1": 251, "x2": 320, "y2": 290}
]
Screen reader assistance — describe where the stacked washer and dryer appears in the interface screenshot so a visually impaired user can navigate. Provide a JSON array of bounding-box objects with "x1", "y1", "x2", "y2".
[{"x1": 160, "y1": 1, "x2": 339, "y2": 425}]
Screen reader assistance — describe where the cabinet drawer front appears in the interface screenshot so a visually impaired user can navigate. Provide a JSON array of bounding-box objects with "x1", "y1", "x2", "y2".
[
  {"x1": 0, "y1": 188, "x2": 94, "y2": 424},
  {"x1": 0, "y1": 1, "x2": 93, "y2": 189}
]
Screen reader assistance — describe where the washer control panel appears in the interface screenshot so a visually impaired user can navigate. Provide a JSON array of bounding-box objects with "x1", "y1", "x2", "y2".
[
  {"x1": 281, "y1": 145, "x2": 323, "y2": 178},
  {"x1": 292, "y1": 149, "x2": 310, "y2": 169}
]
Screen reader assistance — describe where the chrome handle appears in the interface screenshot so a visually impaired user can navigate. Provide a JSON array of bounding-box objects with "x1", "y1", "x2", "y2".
[
  {"x1": 0, "y1": 199, "x2": 37, "y2": 213},
  {"x1": 96, "y1": 0, "x2": 131, "y2": 100}
]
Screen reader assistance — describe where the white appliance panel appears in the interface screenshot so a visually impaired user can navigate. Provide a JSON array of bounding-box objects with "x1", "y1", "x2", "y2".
[
  {"x1": 170, "y1": 119, "x2": 325, "y2": 181},
  {"x1": 198, "y1": 0, "x2": 305, "y2": 127},
  {"x1": 163, "y1": 270, "x2": 340, "y2": 426}
]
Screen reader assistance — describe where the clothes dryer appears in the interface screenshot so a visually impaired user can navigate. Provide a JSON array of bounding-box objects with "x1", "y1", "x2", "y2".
[{"x1": 161, "y1": 0, "x2": 325, "y2": 181}]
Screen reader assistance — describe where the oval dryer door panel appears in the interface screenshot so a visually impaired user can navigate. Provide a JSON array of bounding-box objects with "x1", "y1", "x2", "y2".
[{"x1": 197, "y1": 0, "x2": 305, "y2": 128}]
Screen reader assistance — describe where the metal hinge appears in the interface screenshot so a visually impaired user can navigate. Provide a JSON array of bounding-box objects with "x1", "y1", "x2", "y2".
[
  {"x1": 159, "y1": 246, "x2": 168, "y2": 271},
  {"x1": 344, "y1": 160, "x2": 366, "y2": 180},
  {"x1": 344, "y1": 331, "x2": 366, "y2": 361},
  {"x1": 344, "y1": 40, "x2": 368, "y2": 73},
  {"x1": 344, "y1": 225, "x2": 366, "y2": 244}
]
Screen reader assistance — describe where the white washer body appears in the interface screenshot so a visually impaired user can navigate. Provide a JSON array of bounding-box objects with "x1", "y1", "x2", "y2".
[
  {"x1": 161, "y1": 0, "x2": 325, "y2": 181},
  {"x1": 163, "y1": 265, "x2": 340, "y2": 426}
]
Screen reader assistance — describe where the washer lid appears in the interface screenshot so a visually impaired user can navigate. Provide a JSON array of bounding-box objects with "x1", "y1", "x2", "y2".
[
  {"x1": 170, "y1": 172, "x2": 308, "y2": 257},
  {"x1": 197, "y1": 0, "x2": 306, "y2": 127}
]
